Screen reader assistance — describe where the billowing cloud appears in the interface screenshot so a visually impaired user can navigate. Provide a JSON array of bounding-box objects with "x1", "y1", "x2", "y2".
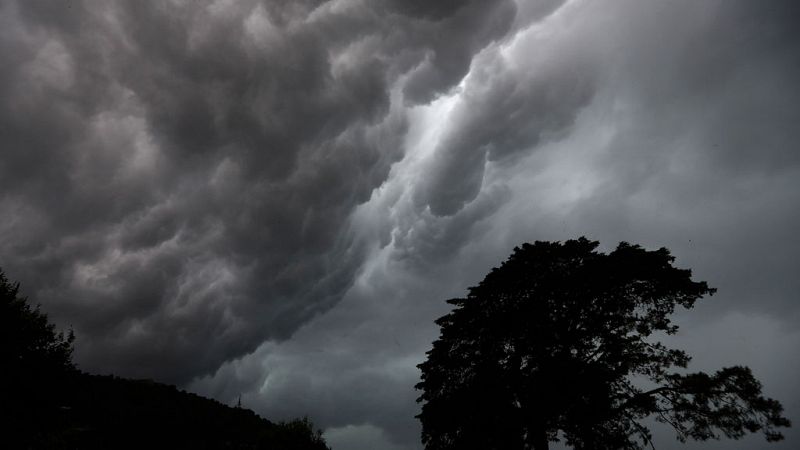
[
  {"x1": 2, "y1": 0, "x2": 799, "y2": 449},
  {"x1": 0, "y1": 0, "x2": 517, "y2": 382},
  {"x1": 192, "y1": 1, "x2": 800, "y2": 449}
]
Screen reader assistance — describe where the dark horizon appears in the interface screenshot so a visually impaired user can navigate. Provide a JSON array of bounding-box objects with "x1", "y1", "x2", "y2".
[{"x1": 1, "y1": 1, "x2": 798, "y2": 449}]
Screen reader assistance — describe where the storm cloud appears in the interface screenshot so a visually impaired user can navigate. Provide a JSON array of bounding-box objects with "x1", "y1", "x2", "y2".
[
  {"x1": 0, "y1": 0, "x2": 516, "y2": 382},
  {"x1": 1, "y1": 0, "x2": 799, "y2": 449}
]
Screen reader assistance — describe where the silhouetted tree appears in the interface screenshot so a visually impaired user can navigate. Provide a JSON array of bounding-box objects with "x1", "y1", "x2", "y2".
[
  {"x1": 1, "y1": 268, "x2": 74, "y2": 369},
  {"x1": 1, "y1": 267, "x2": 75, "y2": 444},
  {"x1": 416, "y1": 238, "x2": 789, "y2": 450}
]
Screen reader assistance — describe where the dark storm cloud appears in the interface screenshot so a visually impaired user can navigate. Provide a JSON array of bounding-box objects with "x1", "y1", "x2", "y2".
[
  {"x1": 3, "y1": 1, "x2": 799, "y2": 449},
  {"x1": 416, "y1": 39, "x2": 594, "y2": 216},
  {"x1": 190, "y1": 1, "x2": 800, "y2": 450},
  {"x1": 398, "y1": 0, "x2": 517, "y2": 104},
  {"x1": 0, "y1": 0, "x2": 517, "y2": 383}
]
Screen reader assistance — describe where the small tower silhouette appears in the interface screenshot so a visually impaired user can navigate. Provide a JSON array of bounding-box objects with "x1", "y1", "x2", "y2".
[{"x1": 236, "y1": 394, "x2": 242, "y2": 409}]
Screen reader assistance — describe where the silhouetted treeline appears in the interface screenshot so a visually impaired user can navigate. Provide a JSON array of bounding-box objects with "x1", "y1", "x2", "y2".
[
  {"x1": 17, "y1": 371, "x2": 329, "y2": 449},
  {"x1": 1, "y1": 268, "x2": 329, "y2": 450}
]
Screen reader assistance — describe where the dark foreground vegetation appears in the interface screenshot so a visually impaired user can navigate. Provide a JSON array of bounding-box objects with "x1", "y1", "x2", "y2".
[
  {"x1": 417, "y1": 238, "x2": 790, "y2": 450},
  {"x1": 1, "y1": 269, "x2": 329, "y2": 450}
]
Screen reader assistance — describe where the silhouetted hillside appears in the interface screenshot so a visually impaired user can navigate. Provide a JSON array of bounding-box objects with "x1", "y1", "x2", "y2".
[
  {"x1": 21, "y1": 371, "x2": 329, "y2": 450},
  {"x1": 2, "y1": 268, "x2": 329, "y2": 449}
]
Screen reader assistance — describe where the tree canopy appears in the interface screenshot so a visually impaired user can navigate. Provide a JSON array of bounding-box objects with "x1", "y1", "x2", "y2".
[
  {"x1": 416, "y1": 238, "x2": 789, "y2": 450},
  {"x1": 1, "y1": 268, "x2": 75, "y2": 378}
]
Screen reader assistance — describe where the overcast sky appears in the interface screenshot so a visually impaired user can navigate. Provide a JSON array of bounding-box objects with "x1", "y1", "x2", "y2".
[{"x1": 1, "y1": 0, "x2": 798, "y2": 449}]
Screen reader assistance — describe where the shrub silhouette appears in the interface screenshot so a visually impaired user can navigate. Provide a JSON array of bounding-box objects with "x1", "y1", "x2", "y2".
[{"x1": 416, "y1": 238, "x2": 790, "y2": 450}]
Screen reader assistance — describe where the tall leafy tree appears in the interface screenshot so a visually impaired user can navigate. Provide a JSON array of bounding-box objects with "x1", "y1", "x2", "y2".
[
  {"x1": 416, "y1": 238, "x2": 789, "y2": 450},
  {"x1": 1, "y1": 268, "x2": 75, "y2": 377},
  {"x1": 1, "y1": 268, "x2": 75, "y2": 443}
]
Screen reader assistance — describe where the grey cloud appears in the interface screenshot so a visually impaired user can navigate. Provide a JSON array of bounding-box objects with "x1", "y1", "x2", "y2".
[
  {"x1": 567, "y1": 0, "x2": 800, "y2": 317},
  {"x1": 461, "y1": 1, "x2": 800, "y2": 445},
  {"x1": 325, "y1": 424, "x2": 414, "y2": 450},
  {"x1": 394, "y1": 183, "x2": 512, "y2": 270},
  {"x1": 417, "y1": 34, "x2": 595, "y2": 216},
  {"x1": 382, "y1": 0, "x2": 466, "y2": 21},
  {"x1": 190, "y1": 257, "x2": 465, "y2": 449},
  {"x1": 511, "y1": 0, "x2": 566, "y2": 29},
  {"x1": 3, "y1": 0, "x2": 799, "y2": 449},
  {"x1": 0, "y1": 0, "x2": 519, "y2": 383},
  {"x1": 400, "y1": 0, "x2": 517, "y2": 104},
  {"x1": 206, "y1": 1, "x2": 799, "y2": 448}
]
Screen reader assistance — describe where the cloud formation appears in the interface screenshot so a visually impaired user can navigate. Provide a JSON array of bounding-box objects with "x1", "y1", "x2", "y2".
[
  {"x1": 0, "y1": 0, "x2": 517, "y2": 382},
  {"x1": 192, "y1": 1, "x2": 800, "y2": 449},
  {"x1": 2, "y1": 0, "x2": 799, "y2": 449}
]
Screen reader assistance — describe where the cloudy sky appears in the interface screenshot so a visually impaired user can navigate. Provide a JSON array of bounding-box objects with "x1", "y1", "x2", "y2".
[{"x1": 1, "y1": 0, "x2": 798, "y2": 448}]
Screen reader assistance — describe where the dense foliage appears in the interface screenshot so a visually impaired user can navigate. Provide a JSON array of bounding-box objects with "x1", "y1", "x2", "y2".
[
  {"x1": 0, "y1": 268, "x2": 329, "y2": 450},
  {"x1": 1, "y1": 268, "x2": 75, "y2": 444},
  {"x1": 416, "y1": 238, "x2": 789, "y2": 450}
]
